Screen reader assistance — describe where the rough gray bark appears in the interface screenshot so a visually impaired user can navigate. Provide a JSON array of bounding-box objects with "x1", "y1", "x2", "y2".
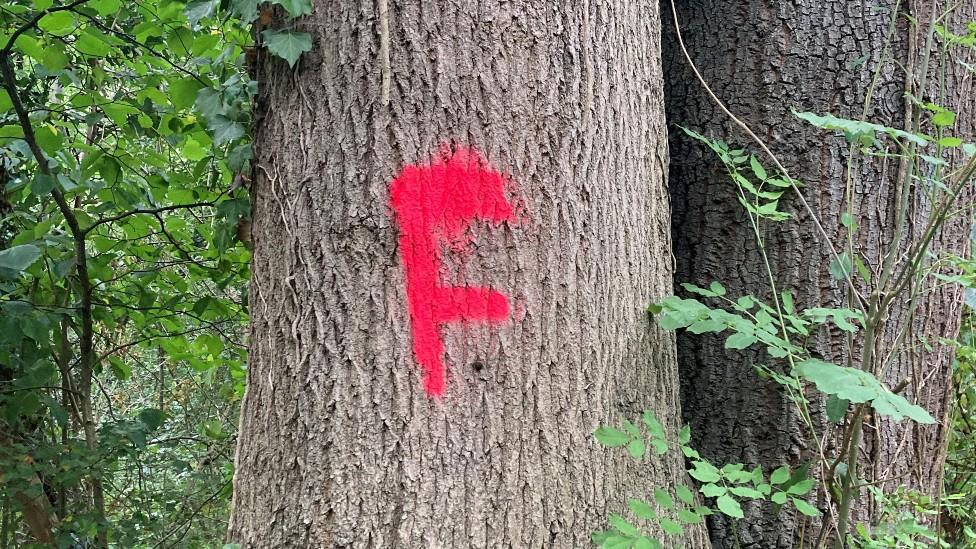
[
  {"x1": 663, "y1": 1, "x2": 975, "y2": 547},
  {"x1": 228, "y1": 1, "x2": 708, "y2": 547}
]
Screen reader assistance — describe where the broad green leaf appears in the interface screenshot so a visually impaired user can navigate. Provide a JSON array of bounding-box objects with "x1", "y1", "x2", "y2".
[
  {"x1": 826, "y1": 394, "x2": 849, "y2": 423},
  {"x1": 627, "y1": 439, "x2": 646, "y2": 459},
  {"x1": 0, "y1": 244, "x2": 42, "y2": 272},
  {"x1": 38, "y1": 11, "x2": 75, "y2": 35},
  {"x1": 786, "y1": 479, "x2": 815, "y2": 496},
  {"x1": 677, "y1": 509, "x2": 702, "y2": 524},
  {"x1": 273, "y1": 0, "x2": 313, "y2": 17},
  {"x1": 642, "y1": 410, "x2": 665, "y2": 439},
  {"x1": 689, "y1": 461, "x2": 721, "y2": 483},
  {"x1": 608, "y1": 514, "x2": 639, "y2": 537},
  {"x1": 932, "y1": 109, "x2": 956, "y2": 127},
  {"x1": 716, "y1": 495, "x2": 743, "y2": 519},
  {"x1": 653, "y1": 488, "x2": 673, "y2": 510},
  {"x1": 659, "y1": 519, "x2": 683, "y2": 535},
  {"x1": 749, "y1": 155, "x2": 767, "y2": 181},
  {"x1": 792, "y1": 498, "x2": 820, "y2": 517},
  {"x1": 700, "y1": 483, "x2": 726, "y2": 498},
  {"x1": 675, "y1": 485, "x2": 694, "y2": 505},
  {"x1": 262, "y1": 30, "x2": 312, "y2": 68},
  {"x1": 794, "y1": 359, "x2": 935, "y2": 423},
  {"x1": 724, "y1": 332, "x2": 757, "y2": 350},
  {"x1": 594, "y1": 426, "x2": 630, "y2": 447},
  {"x1": 628, "y1": 499, "x2": 656, "y2": 520},
  {"x1": 769, "y1": 466, "x2": 790, "y2": 485}
]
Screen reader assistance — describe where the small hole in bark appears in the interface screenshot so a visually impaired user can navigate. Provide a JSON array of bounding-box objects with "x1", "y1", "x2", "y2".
[{"x1": 471, "y1": 361, "x2": 485, "y2": 372}]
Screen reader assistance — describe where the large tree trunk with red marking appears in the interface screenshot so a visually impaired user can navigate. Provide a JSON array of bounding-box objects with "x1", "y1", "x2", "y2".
[
  {"x1": 227, "y1": 1, "x2": 708, "y2": 547},
  {"x1": 663, "y1": 1, "x2": 975, "y2": 547}
]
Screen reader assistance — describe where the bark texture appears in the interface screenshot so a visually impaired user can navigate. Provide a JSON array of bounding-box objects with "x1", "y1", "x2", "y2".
[
  {"x1": 664, "y1": 1, "x2": 975, "y2": 547},
  {"x1": 228, "y1": 1, "x2": 708, "y2": 547}
]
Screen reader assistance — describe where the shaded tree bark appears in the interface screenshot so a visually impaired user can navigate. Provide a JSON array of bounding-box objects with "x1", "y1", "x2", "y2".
[
  {"x1": 664, "y1": 1, "x2": 975, "y2": 547},
  {"x1": 228, "y1": 0, "x2": 708, "y2": 547}
]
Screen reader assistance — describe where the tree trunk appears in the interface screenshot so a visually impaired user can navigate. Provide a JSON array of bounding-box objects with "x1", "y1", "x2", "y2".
[
  {"x1": 228, "y1": 1, "x2": 708, "y2": 547},
  {"x1": 664, "y1": 1, "x2": 975, "y2": 547}
]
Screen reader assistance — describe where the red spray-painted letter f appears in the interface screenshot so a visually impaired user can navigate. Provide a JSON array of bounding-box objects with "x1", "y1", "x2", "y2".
[{"x1": 389, "y1": 147, "x2": 515, "y2": 396}]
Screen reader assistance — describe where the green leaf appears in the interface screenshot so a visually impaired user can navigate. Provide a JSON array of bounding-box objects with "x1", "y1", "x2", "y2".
[
  {"x1": 749, "y1": 155, "x2": 767, "y2": 181},
  {"x1": 689, "y1": 461, "x2": 721, "y2": 483},
  {"x1": 608, "y1": 513, "x2": 640, "y2": 537},
  {"x1": 700, "y1": 483, "x2": 726, "y2": 498},
  {"x1": 826, "y1": 395, "x2": 849, "y2": 423},
  {"x1": 633, "y1": 538, "x2": 659, "y2": 549},
  {"x1": 678, "y1": 425, "x2": 691, "y2": 445},
  {"x1": 932, "y1": 109, "x2": 956, "y2": 128},
  {"x1": 786, "y1": 479, "x2": 815, "y2": 496},
  {"x1": 209, "y1": 115, "x2": 246, "y2": 146},
  {"x1": 76, "y1": 28, "x2": 114, "y2": 57},
  {"x1": 185, "y1": 0, "x2": 219, "y2": 26},
  {"x1": 594, "y1": 426, "x2": 630, "y2": 447},
  {"x1": 273, "y1": 0, "x2": 313, "y2": 17},
  {"x1": 92, "y1": 0, "x2": 122, "y2": 16},
  {"x1": 659, "y1": 519, "x2": 683, "y2": 535},
  {"x1": 38, "y1": 11, "x2": 75, "y2": 35},
  {"x1": 653, "y1": 488, "x2": 674, "y2": 510},
  {"x1": 794, "y1": 359, "x2": 935, "y2": 423},
  {"x1": 939, "y1": 136, "x2": 963, "y2": 147},
  {"x1": 675, "y1": 485, "x2": 694, "y2": 505},
  {"x1": 769, "y1": 466, "x2": 790, "y2": 485},
  {"x1": 771, "y1": 491, "x2": 788, "y2": 505},
  {"x1": 829, "y1": 252, "x2": 853, "y2": 280},
  {"x1": 628, "y1": 499, "x2": 656, "y2": 520},
  {"x1": 627, "y1": 439, "x2": 646, "y2": 459},
  {"x1": 261, "y1": 30, "x2": 312, "y2": 68},
  {"x1": 716, "y1": 495, "x2": 744, "y2": 519},
  {"x1": 724, "y1": 332, "x2": 757, "y2": 350},
  {"x1": 0, "y1": 244, "x2": 42, "y2": 272},
  {"x1": 677, "y1": 509, "x2": 702, "y2": 524},
  {"x1": 642, "y1": 410, "x2": 665, "y2": 439},
  {"x1": 792, "y1": 498, "x2": 820, "y2": 517},
  {"x1": 230, "y1": 0, "x2": 261, "y2": 20},
  {"x1": 170, "y1": 78, "x2": 204, "y2": 111}
]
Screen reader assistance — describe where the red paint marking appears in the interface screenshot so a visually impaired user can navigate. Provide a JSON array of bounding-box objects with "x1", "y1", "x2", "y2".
[{"x1": 389, "y1": 146, "x2": 515, "y2": 396}]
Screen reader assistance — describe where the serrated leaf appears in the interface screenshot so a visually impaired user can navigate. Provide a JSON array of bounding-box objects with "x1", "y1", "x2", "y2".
[
  {"x1": 262, "y1": 30, "x2": 312, "y2": 68},
  {"x1": 716, "y1": 495, "x2": 743, "y2": 519}
]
